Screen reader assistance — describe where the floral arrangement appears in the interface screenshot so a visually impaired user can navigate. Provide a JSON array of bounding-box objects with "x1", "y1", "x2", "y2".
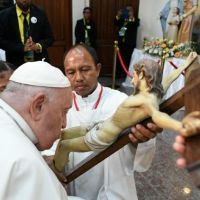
[{"x1": 143, "y1": 38, "x2": 195, "y2": 59}]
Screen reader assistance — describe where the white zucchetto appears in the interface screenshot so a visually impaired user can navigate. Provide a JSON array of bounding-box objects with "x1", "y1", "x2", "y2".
[{"x1": 9, "y1": 61, "x2": 71, "y2": 88}]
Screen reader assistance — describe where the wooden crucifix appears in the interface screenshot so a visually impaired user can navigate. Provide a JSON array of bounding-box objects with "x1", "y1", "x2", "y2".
[{"x1": 65, "y1": 57, "x2": 200, "y2": 185}]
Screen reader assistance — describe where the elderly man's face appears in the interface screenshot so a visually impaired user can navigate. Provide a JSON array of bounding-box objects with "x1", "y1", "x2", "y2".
[
  {"x1": 16, "y1": 0, "x2": 31, "y2": 11},
  {"x1": 36, "y1": 87, "x2": 72, "y2": 150},
  {"x1": 64, "y1": 47, "x2": 101, "y2": 97}
]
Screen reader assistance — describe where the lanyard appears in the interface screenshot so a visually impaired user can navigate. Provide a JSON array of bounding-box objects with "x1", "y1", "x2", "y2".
[{"x1": 73, "y1": 85, "x2": 103, "y2": 111}]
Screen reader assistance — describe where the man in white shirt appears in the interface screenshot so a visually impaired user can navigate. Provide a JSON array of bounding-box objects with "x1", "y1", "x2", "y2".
[
  {"x1": 43, "y1": 44, "x2": 160, "y2": 200},
  {"x1": 0, "y1": 61, "x2": 84, "y2": 200}
]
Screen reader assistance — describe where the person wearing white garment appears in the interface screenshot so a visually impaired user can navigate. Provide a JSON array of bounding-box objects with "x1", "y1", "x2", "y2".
[
  {"x1": 0, "y1": 61, "x2": 84, "y2": 200},
  {"x1": 43, "y1": 44, "x2": 160, "y2": 200}
]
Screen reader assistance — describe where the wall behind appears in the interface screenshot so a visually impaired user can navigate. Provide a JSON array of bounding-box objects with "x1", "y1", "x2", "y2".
[
  {"x1": 72, "y1": 0, "x2": 89, "y2": 44},
  {"x1": 73, "y1": 0, "x2": 167, "y2": 49},
  {"x1": 137, "y1": 0, "x2": 166, "y2": 48}
]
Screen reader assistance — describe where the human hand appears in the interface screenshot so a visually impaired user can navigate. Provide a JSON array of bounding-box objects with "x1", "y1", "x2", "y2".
[
  {"x1": 180, "y1": 14, "x2": 186, "y2": 21},
  {"x1": 43, "y1": 155, "x2": 67, "y2": 187},
  {"x1": 31, "y1": 42, "x2": 38, "y2": 51},
  {"x1": 173, "y1": 111, "x2": 200, "y2": 168},
  {"x1": 24, "y1": 36, "x2": 41, "y2": 53},
  {"x1": 24, "y1": 37, "x2": 33, "y2": 52},
  {"x1": 173, "y1": 134, "x2": 186, "y2": 168},
  {"x1": 182, "y1": 14, "x2": 186, "y2": 19},
  {"x1": 129, "y1": 123, "x2": 162, "y2": 143},
  {"x1": 28, "y1": 36, "x2": 40, "y2": 52},
  {"x1": 182, "y1": 111, "x2": 200, "y2": 137}
]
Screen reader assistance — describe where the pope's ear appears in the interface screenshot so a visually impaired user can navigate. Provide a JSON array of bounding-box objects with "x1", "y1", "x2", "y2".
[{"x1": 30, "y1": 93, "x2": 47, "y2": 121}]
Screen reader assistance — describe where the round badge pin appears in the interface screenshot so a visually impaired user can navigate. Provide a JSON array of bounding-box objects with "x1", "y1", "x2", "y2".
[{"x1": 31, "y1": 17, "x2": 37, "y2": 24}]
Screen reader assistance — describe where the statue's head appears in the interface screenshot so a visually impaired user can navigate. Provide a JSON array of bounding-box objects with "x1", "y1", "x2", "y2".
[{"x1": 133, "y1": 59, "x2": 164, "y2": 99}]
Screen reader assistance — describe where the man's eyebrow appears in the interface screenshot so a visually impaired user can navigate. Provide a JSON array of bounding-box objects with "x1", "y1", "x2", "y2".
[{"x1": 80, "y1": 65, "x2": 93, "y2": 68}]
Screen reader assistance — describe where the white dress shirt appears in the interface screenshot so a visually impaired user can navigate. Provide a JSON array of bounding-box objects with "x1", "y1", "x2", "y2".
[{"x1": 65, "y1": 83, "x2": 156, "y2": 200}]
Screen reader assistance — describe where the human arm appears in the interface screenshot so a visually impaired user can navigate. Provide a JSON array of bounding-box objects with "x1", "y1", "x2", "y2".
[
  {"x1": 84, "y1": 95, "x2": 160, "y2": 151},
  {"x1": 52, "y1": 117, "x2": 161, "y2": 173},
  {"x1": 180, "y1": 0, "x2": 198, "y2": 19},
  {"x1": 162, "y1": 52, "x2": 197, "y2": 93},
  {"x1": 75, "y1": 20, "x2": 84, "y2": 44},
  {"x1": 167, "y1": 15, "x2": 180, "y2": 25},
  {"x1": 90, "y1": 21, "x2": 97, "y2": 47},
  {"x1": 52, "y1": 123, "x2": 161, "y2": 173},
  {"x1": 53, "y1": 93, "x2": 161, "y2": 172},
  {"x1": 182, "y1": 5, "x2": 198, "y2": 19}
]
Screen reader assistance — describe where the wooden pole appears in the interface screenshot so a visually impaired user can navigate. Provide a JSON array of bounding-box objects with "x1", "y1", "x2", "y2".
[
  {"x1": 184, "y1": 57, "x2": 200, "y2": 187},
  {"x1": 112, "y1": 41, "x2": 118, "y2": 89}
]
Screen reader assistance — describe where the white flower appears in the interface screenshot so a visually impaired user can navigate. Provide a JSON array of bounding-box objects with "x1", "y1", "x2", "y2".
[
  {"x1": 153, "y1": 49, "x2": 159, "y2": 54},
  {"x1": 149, "y1": 49, "x2": 153, "y2": 54}
]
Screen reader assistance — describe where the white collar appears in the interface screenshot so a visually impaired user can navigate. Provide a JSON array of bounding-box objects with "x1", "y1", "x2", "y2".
[
  {"x1": 0, "y1": 99, "x2": 38, "y2": 144},
  {"x1": 74, "y1": 83, "x2": 102, "y2": 103}
]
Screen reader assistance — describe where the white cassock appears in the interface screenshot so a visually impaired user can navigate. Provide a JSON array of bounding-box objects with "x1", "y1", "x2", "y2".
[
  {"x1": 0, "y1": 99, "x2": 84, "y2": 200},
  {"x1": 65, "y1": 83, "x2": 156, "y2": 200}
]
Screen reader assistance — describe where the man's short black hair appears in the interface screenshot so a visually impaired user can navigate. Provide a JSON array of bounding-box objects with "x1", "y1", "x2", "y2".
[
  {"x1": 64, "y1": 44, "x2": 99, "y2": 65},
  {"x1": 83, "y1": 7, "x2": 92, "y2": 13}
]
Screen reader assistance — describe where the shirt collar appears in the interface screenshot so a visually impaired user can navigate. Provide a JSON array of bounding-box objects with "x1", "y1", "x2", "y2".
[
  {"x1": 0, "y1": 98, "x2": 38, "y2": 144},
  {"x1": 74, "y1": 83, "x2": 102, "y2": 103}
]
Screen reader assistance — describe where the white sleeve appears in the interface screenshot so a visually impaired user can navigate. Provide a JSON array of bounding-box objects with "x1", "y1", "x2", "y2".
[
  {"x1": 133, "y1": 138, "x2": 156, "y2": 172},
  {"x1": 84, "y1": 123, "x2": 111, "y2": 151},
  {"x1": 1, "y1": 158, "x2": 67, "y2": 200}
]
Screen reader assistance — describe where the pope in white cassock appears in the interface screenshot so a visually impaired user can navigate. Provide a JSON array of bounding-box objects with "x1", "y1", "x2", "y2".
[
  {"x1": 0, "y1": 61, "x2": 84, "y2": 200},
  {"x1": 43, "y1": 44, "x2": 158, "y2": 200}
]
